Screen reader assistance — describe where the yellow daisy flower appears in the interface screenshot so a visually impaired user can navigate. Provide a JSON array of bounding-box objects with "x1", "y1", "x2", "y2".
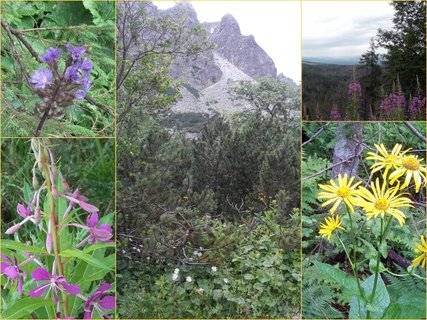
[
  {"x1": 355, "y1": 178, "x2": 413, "y2": 225},
  {"x1": 319, "y1": 215, "x2": 345, "y2": 240},
  {"x1": 412, "y1": 235, "x2": 427, "y2": 268},
  {"x1": 318, "y1": 173, "x2": 361, "y2": 214},
  {"x1": 389, "y1": 154, "x2": 426, "y2": 192},
  {"x1": 366, "y1": 143, "x2": 407, "y2": 178}
]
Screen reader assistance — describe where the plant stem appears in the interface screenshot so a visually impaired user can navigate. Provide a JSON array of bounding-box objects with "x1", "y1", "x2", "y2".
[
  {"x1": 34, "y1": 105, "x2": 51, "y2": 137},
  {"x1": 40, "y1": 140, "x2": 69, "y2": 317},
  {"x1": 369, "y1": 218, "x2": 384, "y2": 306}
]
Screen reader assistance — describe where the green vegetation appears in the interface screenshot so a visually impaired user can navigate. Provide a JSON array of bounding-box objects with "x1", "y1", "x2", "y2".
[{"x1": 1, "y1": 1, "x2": 115, "y2": 137}]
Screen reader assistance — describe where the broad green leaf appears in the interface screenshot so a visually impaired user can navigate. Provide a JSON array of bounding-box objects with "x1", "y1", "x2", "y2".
[
  {"x1": 83, "y1": 242, "x2": 115, "y2": 254},
  {"x1": 60, "y1": 248, "x2": 113, "y2": 271},
  {"x1": 2, "y1": 297, "x2": 54, "y2": 319},
  {"x1": 349, "y1": 274, "x2": 390, "y2": 319},
  {"x1": 383, "y1": 289, "x2": 426, "y2": 318},
  {"x1": 313, "y1": 261, "x2": 359, "y2": 296},
  {"x1": 1, "y1": 239, "x2": 48, "y2": 254}
]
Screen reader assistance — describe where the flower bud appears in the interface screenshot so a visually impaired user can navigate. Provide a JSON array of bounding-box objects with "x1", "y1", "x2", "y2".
[
  {"x1": 46, "y1": 233, "x2": 53, "y2": 253},
  {"x1": 34, "y1": 207, "x2": 41, "y2": 225},
  {"x1": 5, "y1": 224, "x2": 22, "y2": 234},
  {"x1": 52, "y1": 186, "x2": 59, "y2": 198}
]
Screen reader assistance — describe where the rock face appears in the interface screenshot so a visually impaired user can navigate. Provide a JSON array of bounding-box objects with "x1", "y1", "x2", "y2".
[{"x1": 208, "y1": 14, "x2": 277, "y2": 79}]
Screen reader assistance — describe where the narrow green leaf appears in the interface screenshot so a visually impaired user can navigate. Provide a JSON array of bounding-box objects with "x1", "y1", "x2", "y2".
[
  {"x1": 1, "y1": 239, "x2": 48, "y2": 254},
  {"x1": 2, "y1": 297, "x2": 54, "y2": 319},
  {"x1": 83, "y1": 242, "x2": 115, "y2": 254},
  {"x1": 60, "y1": 248, "x2": 112, "y2": 271}
]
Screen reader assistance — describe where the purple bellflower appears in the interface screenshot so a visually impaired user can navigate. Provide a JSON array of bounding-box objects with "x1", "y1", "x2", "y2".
[
  {"x1": 28, "y1": 267, "x2": 80, "y2": 299},
  {"x1": 66, "y1": 43, "x2": 86, "y2": 61},
  {"x1": 70, "y1": 212, "x2": 113, "y2": 248},
  {"x1": 83, "y1": 283, "x2": 115, "y2": 319},
  {"x1": 41, "y1": 47, "x2": 62, "y2": 64},
  {"x1": 30, "y1": 68, "x2": 53, "y2": 90},
  {"x1": 0, "y1": 255, "x2": 26, "y2": 296}
]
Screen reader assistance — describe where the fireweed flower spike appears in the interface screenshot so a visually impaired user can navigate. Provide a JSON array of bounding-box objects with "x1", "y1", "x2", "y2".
[
  {"x1": 389, "y1": 154, "x2": 426, "y2": 193},
  {"x1": 69, "y1": 212, "x2": 113, "y2": 248},
  {"x1": 318, "y1": 173, "x2": 362, "y2": 214},
  {"x1": 82, "y1": 283, "x2": 116, "y2": 319},
  {"x1": 355, "y1": 178, "x2": 413, "y2": 226},
  {"x1": 28, "y1": 267, "x2": 80, "y2": 299},
  {"x1": 412, "y1": 235, "x2": 427, "y2": 269},
  {"x1": 30, "y1": 68, "x2": 53, "y2": 90},
  {"x1": 366, "y1": 143, "x2": 407, "y2": 179},
  {"x1": 319, "y1": 215, "x2": 345, "y2": 240},
  {"x1": 0, "y1": 255, "x2": 26, "y2": 296}
]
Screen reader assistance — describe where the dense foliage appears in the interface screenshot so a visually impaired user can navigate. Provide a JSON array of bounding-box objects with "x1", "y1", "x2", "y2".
[
  {"x1": 1, "y1": 1, "x2": 115, "y2": 137},
  {"x1": 116, "y1": 2, "x2": 300, "y2": 318},
  {"x1": 303, "y1": 1, "x2": 426, "y2": 120},
  {"x1": 302, "y1": 122, "x2": 426, "y2": 318}
]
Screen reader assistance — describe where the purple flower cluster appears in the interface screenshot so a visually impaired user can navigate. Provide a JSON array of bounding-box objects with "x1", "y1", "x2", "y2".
[
  {"x1": 29, "y1": 44, "x2": 93, "y2": 118},
  {"x1": 409, "y1": 96, "x2": 426, "y2": 119},
  {"x1": 330, "y1": 106, "x2": 341, "y2": 120},
  {"x1": 380, "y1": 92, "x2": 406, "y2": 115},
  {"x1": 348, "y1": 82, "x2": 362, "y2": 97}
]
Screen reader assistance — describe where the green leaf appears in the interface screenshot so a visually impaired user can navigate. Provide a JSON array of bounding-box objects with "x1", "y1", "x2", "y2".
[
  {"x1": 349, "y1": 274, "x2": 390, "y2": 319},
  {"x1": 1, "y1": 239, "x2": 48, "y2": 254},
  {"x1": 83, "y1": 242, "x2": 115, "y2": 254},
  {"x1": 383, "y1": 290, "x2": 426, "y2": 318},
  {"x1": 60, "y1": 248, "x2": 113, "y2": 271},
  {"x1": 313, "y1": 261, "x2": 359, "y2": 296},
  {"x1": 2, "y1": 297, "x2": 55, "y2": 319}
]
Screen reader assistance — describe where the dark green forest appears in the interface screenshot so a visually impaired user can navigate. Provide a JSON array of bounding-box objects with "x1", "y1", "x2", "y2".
[
  {"x1": 116, "y1": 2, "x2": 300, "y2": 318},
  {"x1": 303, "y1": 1, "x2": 426, "y2": 121}
]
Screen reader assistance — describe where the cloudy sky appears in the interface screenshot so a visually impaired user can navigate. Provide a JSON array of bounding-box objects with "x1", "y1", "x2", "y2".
[
  {"x1": 303, "y1": 1, "x2": 395, "y2": 61},
  {"x1": 155, "y1": 1, "x2": 301, "y2": 83}
]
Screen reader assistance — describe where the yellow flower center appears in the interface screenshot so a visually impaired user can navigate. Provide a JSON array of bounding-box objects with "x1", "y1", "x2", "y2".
[
  {"x1": 337, "y1": 186, "x2": 350, "y2": 198},
  {"x1": 402, "y1": 156, "x2": 420, "y2": 171},
  {"x1": 375, "y1": 198, "x2": 389, "y2": 211}
]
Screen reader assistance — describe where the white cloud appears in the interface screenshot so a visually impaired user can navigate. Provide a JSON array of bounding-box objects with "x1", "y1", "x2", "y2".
[{"x1": 302, "y1": 1, "x2": 394, "y2": 59}]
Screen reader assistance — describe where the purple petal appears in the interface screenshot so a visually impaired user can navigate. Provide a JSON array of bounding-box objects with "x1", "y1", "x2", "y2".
[
  {"x1": 17, "y1": 276, "x2": 23, "y2": 296},
  {"x1": 74, "y1": 90, "x2": 86, "y2": 100},
  {"x1": 99, "y1": 224, "x2": 113, "y2": 234},
  {"x1": 30, "y1": 68, "x2": 53, "y2": 90},
  {"x1": 29, "y1": 284, "x2": 48, "y2": 298},
  {"x1": 62, "y1": 283, "x2": 80, "y2": 295},
  {"x1": 97, "y1": 283, "x2": 111, "y2": 294},
  {"x1": 99, "y1": 296, "x2": 115, "y2": 310},
  {"x1": 83, "y1": 311, "x2": 92, "y2": 319},
  {"x1": 1, "y1": 262, "x2": 9, "y2": 273},
  {"x1": 80, "y1": 201, "x2": 99, "y2": 213},
  {"x1": 90, "y1": 227, "x2": 112, "y2": 241},
  {"x1": 17, "y1": 203, "x2": 30, "y2": 218},
  {"x1": 41, "y1": 47, "x2": 62, "y2": 64},
  {"x1": 86, "y1": 212, "x2": 99, "y2": 228},
  {"x1": 1, "y1": 255, "x2": 13, "y2": 264},
  {"x1": 4, "y1": 266, "x2": 18, "y2": 279},
  {"x1": 32, "y1": 268, "x2": 51, "y2": 281}
]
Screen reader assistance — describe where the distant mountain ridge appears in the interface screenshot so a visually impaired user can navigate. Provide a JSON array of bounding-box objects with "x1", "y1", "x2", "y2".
[{"x1": 157, "y1": 2, "x2": 295, "y2": 114}]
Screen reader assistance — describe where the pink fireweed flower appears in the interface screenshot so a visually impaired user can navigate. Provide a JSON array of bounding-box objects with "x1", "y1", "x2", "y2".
[
  {"x1": 0, "y1": 255, "x2": 26, "y2": 296},
  {"x1": 63, "y1": 189, "x2": 99, "y2": 213},
  {"x1": 409, "y1": 96, "x2": 426, "y2": 119},
  {"x1": 5, "y1": 202, "x2": 38, "y2": 234},
  {"x1": 69, "y1": 212, "x2": 113, "y2": 248},
  {"x1": 82, "y1": 283, "x2": 115, "y2": 319},
  {"x1": 348, "y1": 82, "x2": 362, "y2": 97},
  {"x1": 28, "y1": 267, "x2": 80, "y2": 299},
  {"x1": 380, "y1": 93, "x2": 405, "y2": 116}
]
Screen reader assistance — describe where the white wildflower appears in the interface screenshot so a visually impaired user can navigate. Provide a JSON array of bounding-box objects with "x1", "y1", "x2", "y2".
[
  {"x1": 174, "y1": 268, "x2": 180, "y2": 275},
  {"x1": 196, "y1": 288, "x2": 204, "y2": 295},
  {"x1": 172, "y1": 273, "x2": 179, "y2": 281},
  {"x1": 211, "y1": 266, "x2": 217, "y2": 272},
  {"x1": 186, "y1": 276, "x2": 192, "y2": 283},
  {"x1": 223, "y1": 278, "x2": 229, "y2": 284}
]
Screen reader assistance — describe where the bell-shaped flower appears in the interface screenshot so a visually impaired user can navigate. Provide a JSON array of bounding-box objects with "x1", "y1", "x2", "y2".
[
  {"x1": 83, "y1": 283, "x2": 115, "y2": 319},
  {"x1": 0, "y1": 255, "x2": 26, "y2": 296},
  {"x1": 28, "y1": 268, "x2": 80, "y2": 299}
]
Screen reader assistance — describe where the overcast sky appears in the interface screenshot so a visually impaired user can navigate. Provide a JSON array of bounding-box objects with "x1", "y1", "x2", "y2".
[
  {"x1": 303, "y1": 1, "x2": 394, "y2": 60},
  {"x1": 155, "y1": 1, "x2": 301, "y2": 83}
]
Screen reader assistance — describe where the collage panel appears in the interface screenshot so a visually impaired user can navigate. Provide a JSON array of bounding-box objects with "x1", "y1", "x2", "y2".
[
  {"x1": 302, "y1": 0, "x2": 426, "y2": 121},
  {"x1": 302, "y1": 122, "x2": 426, "y2": 319},
  {"x1": 1, "y1": 138, "x2": 115, "y2": 318},
  {"x1": 116, "y1": 1, "x2": 301, "y2": 318},
  {"x1": 1, "y1": 0, "x2": 115, "y2": 137}
]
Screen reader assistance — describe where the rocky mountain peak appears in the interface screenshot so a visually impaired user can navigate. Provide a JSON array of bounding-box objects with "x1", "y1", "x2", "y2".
[{"x1": 218, "y1": 14, "x2": 241, "y2": 34}]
